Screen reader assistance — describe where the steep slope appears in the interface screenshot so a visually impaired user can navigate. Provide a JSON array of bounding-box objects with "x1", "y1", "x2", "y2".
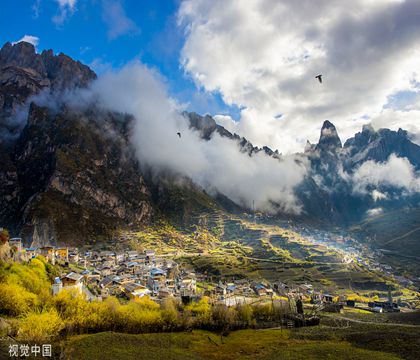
[
  {"x1": 6, "y1": 104, "x2": 153, "y2": 245},
  {"x1": 351, "y1": 207, "x2": 420, "y2": 257},
  {"x1": 0, "y1": 42, "x2": 152, "y2": 245},
  {"x1": 0, "y1": 42, "x2": 226, "y2": 246}
]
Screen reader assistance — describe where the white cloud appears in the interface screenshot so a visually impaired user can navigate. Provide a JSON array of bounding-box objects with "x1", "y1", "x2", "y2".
[
  {"x1": 12, "y1": 35, "x2": 40, "y2": 50},
  {"x1": 372, "y1": 190, "x2": 388, "y2": 201},
  {"x1": 56, "y1": 62, "x2": 308, "y2": 213},
  {"x1": 32, "y1": 0, "x2": 41, "y2": 19},
  {"x1": 102, "y1": 0, "x2": 140, "y2": 40},
  {"x1": 53, "y1": 0, "x2": 77, "y2": 26},
  {"x1": 178, "y1": 0, "x2": 420, "y2": 153},
  {"x1": 352, "y1": 154, "x2": 420, "y2": 195},
  {"x1": 366, "y1": 207, "x2": 383, "y2": 217},
  {"x1": 370, "y1": 108, "x2": 420, "y2": 145}
]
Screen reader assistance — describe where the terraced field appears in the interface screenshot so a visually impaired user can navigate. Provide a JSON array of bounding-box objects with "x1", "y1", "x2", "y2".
[{"x1": 120, "y1": 213, "x2": 410, "y2": 295}]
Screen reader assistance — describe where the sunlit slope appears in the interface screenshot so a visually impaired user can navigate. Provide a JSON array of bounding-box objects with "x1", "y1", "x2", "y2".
[{"x1": 124, "y1": 213, "x2": 405, "y2": 293}]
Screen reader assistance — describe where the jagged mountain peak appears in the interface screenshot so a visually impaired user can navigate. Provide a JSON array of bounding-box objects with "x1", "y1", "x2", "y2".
[
  {"x1": 316, "y1": 120, "x2": 342, "y2": 151},
  {"x1": 344, "y1": 124, "x2": 420, "y2": 169},
  {"x1": 362, "y1": 123, "x2": 375, "y2": 134},
  {"x1": 0, "y1": 41, "x2": 97, "y2": 133},
  {"x1": 186, "y1": 111, "x2": 282, "y2": 157},
  {"x1": 321, "y1": 119, "x2": 335, "y2": 129},
  {"x1": 0, "y1": 41, "x2": 96, "y2": 91}
]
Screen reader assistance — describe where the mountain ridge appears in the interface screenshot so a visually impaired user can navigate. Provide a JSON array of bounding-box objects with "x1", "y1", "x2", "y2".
[{"x1": 1, "y1": 41, "x2": 420, "y2": 247}]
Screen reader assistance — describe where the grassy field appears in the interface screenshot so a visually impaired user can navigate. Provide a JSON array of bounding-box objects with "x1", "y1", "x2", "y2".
[
  {"x1": 62, "y1": 325, "x2": 412, "y2": 360},
  {"x1": 2, "y1": 312, "x2": 418, "y2": 359},
  {"x1": 293, "y1": 314, "x2": 420, "y2": 360},
  {"x1": 63, "y1": 312, "x2": 420, "y2": 360}
]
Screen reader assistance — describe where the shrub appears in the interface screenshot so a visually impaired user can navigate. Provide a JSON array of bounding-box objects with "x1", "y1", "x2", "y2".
[
  {"x1": 253, "y1": 302, "x2": 274, "y2": 321},
  {"x1": 0, "y1": 283, "x2": 38, "y2": 316},
  {"x1": 133, "y1": 295, "x2": 160, "y2": 311},
  {"x1": 211, "y1": 304, "x2": 237, "y2": 331},
  {"x1": 0, "y1": 229, "x2": 9, "y2": 245},
  {"x1": 161, "y1": 298, "x2": 180, "y2": 330},
  {"x1": 184, "y1": 297, "x2": 211, "y2": 327},
  {"x1": 236, "y1": 303, "x2": 255, "y2": 326},
  {"x1": 18, "y1": 309, "x2": 63, "y2": 343},
  {"x1": 5, "y1": 259, "x2": 51, "y2": 296},
  {"x1": 116, "y1": 301, "x2": 163, "y2": 333}
]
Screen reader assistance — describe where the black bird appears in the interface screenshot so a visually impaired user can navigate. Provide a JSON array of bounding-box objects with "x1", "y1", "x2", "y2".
[
  {"x1": 315, "y1": 74, "x2": 323, "y2": 83},
  {"x1": 177, "y1": 132, "x2": 181, "y2": 138}
]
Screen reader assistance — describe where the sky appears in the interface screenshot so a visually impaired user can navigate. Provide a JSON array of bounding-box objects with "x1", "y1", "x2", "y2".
[
  {"x1": 2, "y1": 0, "x2": 420, "y2": 153},
  {"x1": 1, "y1": 0, "x2": 241, "y2": 120}
]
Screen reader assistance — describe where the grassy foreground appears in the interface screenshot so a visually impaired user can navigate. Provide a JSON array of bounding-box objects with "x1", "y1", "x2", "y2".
[{"x1": 62, "y1": 328, "x2": 405, "y2": 360}]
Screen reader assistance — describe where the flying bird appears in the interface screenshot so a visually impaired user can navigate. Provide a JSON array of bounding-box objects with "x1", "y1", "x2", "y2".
[
  {"x1": 315, "y1": 74, "x2": 323, "y2": 83},
  {"x1": 177, "y1": 132, "x2": 181, "y2": 138}
]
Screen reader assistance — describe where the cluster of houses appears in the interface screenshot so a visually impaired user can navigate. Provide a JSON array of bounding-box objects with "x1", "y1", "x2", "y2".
[
  {"x1": 8, "y1": 237, "x2": 69, "y2": 263},
  {"x1": 4, "y1": 236, "x2": 403, "y2": 312},
  {"x1": 49, "y1": 248, "x2": 199, "y2": 301},
  {"x1": 49, "y1": 249, "x2": 316, "y2": 304},
  {"x1": 6, "y1": 237, "x2": 323, "y2": 304}
]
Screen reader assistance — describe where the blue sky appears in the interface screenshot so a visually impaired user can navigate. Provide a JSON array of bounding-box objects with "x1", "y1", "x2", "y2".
[
  {"x1": 0, "y1": 0, "x2": 241, "y2": 119},
  {"x1": 2, "y1": 0, "x2": 420, "y2": 152}
]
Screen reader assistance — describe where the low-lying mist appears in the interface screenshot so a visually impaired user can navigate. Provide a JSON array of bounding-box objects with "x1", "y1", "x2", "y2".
[
  {"x1": 57, "y1": 62, "x2": 309, "y2": 214},
  {"x1": 10, "y1": 61, "x2": 420, "y2": 217}
]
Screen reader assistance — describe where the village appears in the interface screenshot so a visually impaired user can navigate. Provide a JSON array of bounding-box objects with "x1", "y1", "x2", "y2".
[
  {"x1": 289, "y1": 224, "x2": 417, "y2": 288},
  {"x1": 4, "y1": 233, "x2": 407, "y2": 314},
  {"x1": 243, "y1": 214, "x2": 418, "y2": 288}
]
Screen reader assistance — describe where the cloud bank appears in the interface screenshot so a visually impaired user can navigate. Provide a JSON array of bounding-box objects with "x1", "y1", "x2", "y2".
[
  {"x1": 52, "y1": 63, "x2": 308, "y2": 213},
  {"x1": 352, "y1": 154, "x2": 420, "y2": 197},
  {"x1": 178, "y1": 0, "x2": 420, "y2": 153}
]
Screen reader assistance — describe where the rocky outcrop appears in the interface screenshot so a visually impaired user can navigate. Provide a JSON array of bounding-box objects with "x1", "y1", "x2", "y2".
[
  {"x1": 186, "y1": 111, "x2": 280, "y2": 157},
  {"x1": 316, "y1": 120, "x2": 342, "y2": 151},
  {"x1": 343, "y1": 124, "x2": 420, "y2": 170},
  {"x1": 0, "y1": 41, "x2": 95, "y2": 92},
  {"x1": 0, "y1": 41, "x2": 96, "y2": 138},
  {"x1": 14, "y1": 105, "x2": 153, "y2": 245},
  {"x1": 0, "y1": 43, "x2": 151, "y2": 245}
]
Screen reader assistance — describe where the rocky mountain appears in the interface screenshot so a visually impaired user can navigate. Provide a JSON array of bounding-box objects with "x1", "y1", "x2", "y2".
[
  {"x1": 188, "y1": 114, "x2": 420, "y2": 225},
  {"x1": 344, "y1": 124, "x2": 420, "y2": 170},
  {"x1": 0, "y1": 41, "x2": 95, "y2": 132},
  {"x1": 187, "y1": 111, "x2": 279, "y2": 157},
  {"x1": 0, "y1": 42, "x2": 151, "y2": 245},
  {"x1": 303, "y1": 120, "x2": 420, "y2": 224},
  {"x1": 1, "y1": 41, "x2": 420, "y2": 246}
]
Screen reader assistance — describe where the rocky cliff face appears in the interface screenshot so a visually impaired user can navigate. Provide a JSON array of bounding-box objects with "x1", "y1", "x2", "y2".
[
  {"x1": 344, "y1": 125, "x2": 420, "y2": 170},
  {"x1": 302, "y1": 120, "x2": 420, "y2": 224},
  {"x1": 0, "y1": 42, "x2": 151, "y2": 245},
  {"x1": 0, "y1": 41, "x2": 96, "y2": 140},
  {"x1": 2, "y1": 103, "x2": 153, "y2": 245},
  {"x1": 0, "y1": 41, "x2": 95, "y2": 90}
]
